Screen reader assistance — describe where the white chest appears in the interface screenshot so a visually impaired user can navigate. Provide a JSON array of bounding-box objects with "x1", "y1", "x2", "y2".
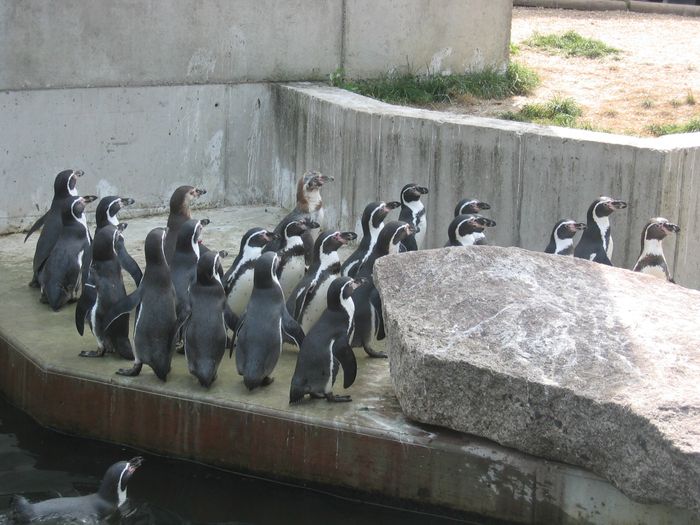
[
  {"x1": 227, "y1": 268, "x2": 255, "y2": 316},
  {"x1": 640, "y1": 265, "x2": 668, "y2": 280},
  {"x1": 279, "y1": 256, "x2": 306, "y2": 298},
  {"x1": 300, "y1": 277, "x2": 333, "y2": 333}
]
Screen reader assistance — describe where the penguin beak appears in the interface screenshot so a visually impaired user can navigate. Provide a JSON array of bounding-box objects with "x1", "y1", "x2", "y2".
[
  {"x1": 82, "y1": 195, "x2": 98, "y2": 204},
  {"x1": 337, "y1": 231, "x2": 357, "y2": 243},
  {"x1": 73, "y1": 170, "x2": 84, "y2": 178},
  {"x1": 120, "y1": 197, "x2": 135, "y2": 207},
  {"x1": 476, "y1": 217, "x2": 496, "y2": 228},
  {"x1": 200, "y1": 219, "x2": 211, "y2": 226},
  {"x1": 266, "y1": 231, "x2": 280, "y2": 241},
  {"x1": 194, "y1": 188, "x2": 207, "y2": 197},
  {"x1": 384, "y1": 201, "x2": 401, "y2": 211},
  {"x1": 117, "y1": 223, "x2": 128, "y2": 232},
  {"x1": 664, "y1": 222, "x2": 680, "y2": 234},
  {"x1": 417, "y1": 186, "x2": 429, "y2": 195},
  {"x1": 405, "y1": 224, "x2": 416, "y2": 235},
  {"x1": 350, "y1": 277, "x2": 366, "y2": 290},
  {"x1": 609, "y1": 200, "x2": 627, "y2": 210},
  {"x1": 476, "y1": 201, "x2": 491, "y2": 211},
  {"x1": 305, "y1": 219, "x2": 320, "y2": 230}
]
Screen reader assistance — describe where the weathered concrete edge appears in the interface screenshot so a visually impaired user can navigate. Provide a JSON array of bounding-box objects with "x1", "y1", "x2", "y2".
[{"x1": 513, "y1": 0, "x2": 700, "y2": 17}]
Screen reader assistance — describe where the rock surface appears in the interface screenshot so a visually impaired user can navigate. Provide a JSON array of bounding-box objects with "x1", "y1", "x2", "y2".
[{"x1": 374, "y1": 246, "x2": 700, "y2": 515}]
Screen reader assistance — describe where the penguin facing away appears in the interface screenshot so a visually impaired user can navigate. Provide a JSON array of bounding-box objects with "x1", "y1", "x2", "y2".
[
  {"x1": 289, "y1": 277, "x2": 363, "y2": 404},
  {"x1": 171, "y1": 218, "x2": 210, "y2": 316},
  {"x1": 632, "y1": 217, "x2": 680, "y2": 282},
  {"x1": 235, "y1": 252, "x2": 305, "y2": 391},
  {"x1": 11, "y1": 456, "x2": 143, "y2": 524},
  {"x1": 445, "y1": 214, "x2": 497, "y2": 247},
  {"x1": 398, "y1": 183, "x2": 429, "y2": 251},
  {"x1": 574, "y1": 196, "x2": 627, "y2": 265},
  {"x1": 454, "y1": 198, "x2": 491, "y2": 217},
  {"x1": 341, "y1": 200, "x2": 400, "y2": 278},
  {"x1": 545, "y1": 219, "x2": 586, "y2": 255},
  {"x1": 164, "y1": 185, "x2": 207, "y2": 264}
]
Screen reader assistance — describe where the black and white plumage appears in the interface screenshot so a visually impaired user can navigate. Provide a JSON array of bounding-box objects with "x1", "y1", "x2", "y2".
[
  {"x1": 341, "y1": 200, "x2": 400, "y2": 278},
  {"x1": 224, "y1": 227, "x2": 276, "y2": 317},
  {"x1": 287, "y1": 230, "x2": 357, "y2": 333},
  {"x1": 632, "y1": 217, "x2": 680, "y2": 282},
  {"x1": 454, "y1": 198, "x2": 491, "y2": 217},
  {"x1": 164, "y1": 185, "x2": 206, "y2": 265},
  {"x1": 265, "y1": 217, "x2": 320, "y2": 298},
  {"x1": 445, "y1": 214, "x2": 497, "y2": 247},
  {"x1": 398, "y1": 183, "x2": 429, "y2": 251},
  {"x1": 574, "y1": 196, "x2": 627, "y2": 265},
  {"x1": 235, "y1": 252, "x2": 305, "y2": 391},
  {"x1": 171, "y1": 218, "x2": 209, "y2": 316},
  {"x1": 289, "y1": 277, "x2": 363, "y2": 404},
  {"x1": 545, "y1": 219, "x2": 586, "y2": 255},
  {"x1": 11, "y1": 457, "x2": 142, "y2": 524}
]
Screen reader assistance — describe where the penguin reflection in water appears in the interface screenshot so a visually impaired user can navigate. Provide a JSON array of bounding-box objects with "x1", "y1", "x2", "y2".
[
  {"x1": 11, "y1": 457, "x2": 143, "y2": 524},
  {"x1": 632, "y1": 217, "x2": 680, "y2": 283}
]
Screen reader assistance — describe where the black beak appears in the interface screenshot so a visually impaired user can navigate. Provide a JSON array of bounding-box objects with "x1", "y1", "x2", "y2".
[
  {"x1": 200, "y1": 219, "x2": 211, "y2": 226},
  {"x1": 306, "y1": 220, "x2": 320, "y2": 229},
  {"x1": 417, "y1": 186, "x2": 429, "y2": 195},
  {"x1": 120, "y1": 197, "x2": 135, "y2": 206},
  {"x1": 82, "y1": 195, "x2": 98, "y2": 203},
  {"x1": 665, "y1": 222, "x2": 680, "y2": 233},
  {"x1": 574, "y1": 222, "x2": 586, "y2": 231},
  {"x1": 195, "y1": 188, "x2": 207, "y2": 197},
  {"x1": 611, "y1": 200, "x2": 627, "y2": 210},
  {"x1": 339, "y1": 231, "x2": 357, "y2": 242},
  {"x1": 476, "y1": 217, "x2": 497, "y2": 227},
  {"x1": 385, "y1": 201, "x2": 401, "y2": 210},
  {"x1": 405, "y1": 224, "x2": 416, "y2": 235},
  {"x1": 477, "y1": 201, "x2": 491, "y2": 210}
]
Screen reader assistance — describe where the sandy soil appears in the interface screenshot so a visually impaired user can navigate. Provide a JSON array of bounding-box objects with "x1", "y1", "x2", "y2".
[{"x1": 437, "y1": 7, "x2": 700, "y2": 136}]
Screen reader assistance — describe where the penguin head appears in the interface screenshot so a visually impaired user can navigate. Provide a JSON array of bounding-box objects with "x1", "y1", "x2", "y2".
[
  {"x1": 54, "y1": 169, "x2": 83, "y2": 198},
  {"x1": 197, "y1": 250, "x2": 227, "y2": 286},
  {"x1": 400, "y1": 183, "x2": 429, "y2": 205},
  {"x1": 145, "y1": 227, "x2": 168, "y2": 265},
  {"x1": 296, "y1": 171, "x2": 333, "y2": 212},
  {"x1": 96, "y1": 196, "x2": 135, "y2": 228},
  {"x1": 454, "y1": 198, "x2": 491, "y2": 217},
  {"x1": 92, "y1": 224, "x2": 126, "y2": 262},
  {"x1": 301, "y1": 170, "x2": 333, "y2": 191},
  {"x1": 327, "y1": 276, "x2": 365, "y2": 312},
  {"x1": 590, "y1": 196, "x2": 627, "y2": 219},
  {"x1": 253, "y1": 251, "x2": 280, "y2": 289},
  {"x1": 315, "y1": 230, "x2": 357, "y2": 260},
  {"x1": 283, "y1": 217, "x2": 320, "y2": 240},
  {"x1": 448, "y1": 214, "x2": 496, "y2": 245},
  {"x1": 364, "y1": 201, "x2": 401, "y2": 231},
  {"x1": 240, "y1": 227, "x2": 276, "y2": 253},
  {"x1": 176, "y1": 219, "x2": 209, "y2": 255},
  {"x1": 378, "y1": 221, "x2": 415, "y2": 255},
  {"x1": 62, "y1": 195, "x2": 97, "y2": 226},
  {"x1": 553, "y1": 219, "x2": 586, "y2": 241},
  {"x1": 98, "y1": 456, "x2": 143, "y2": 506},
  {"x1": 169, "y1": 185, "x2": 207, "y2": 216},
  {"x1": 641, "y1": 217, "x2": 680, "y2": 245}
]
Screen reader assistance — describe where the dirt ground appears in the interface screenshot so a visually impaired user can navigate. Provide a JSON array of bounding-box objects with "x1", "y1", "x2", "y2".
[{"x1": 438, "y1": 7, "x2": 700, "y2": 136}]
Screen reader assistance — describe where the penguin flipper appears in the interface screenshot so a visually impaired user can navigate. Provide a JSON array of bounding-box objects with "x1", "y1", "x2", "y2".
[
  {"x1": 24, "y1": 213, "x2": 46, "y2": 242},
  {"x1": 595, "y1": 250, "x2": 613, "y2": 266},
  {"x1": 333, "y1": 335, "x2": 357, "y2": 389},
  {"x1": 369, "y1": 287, "x2": 385, "y2": 340},
  {"x1": 232, "y1": 312, "x2": 246, "y2": 358},
  {"x1": 103, "y1": 287, "x2": 143, "y2": 330},
  {"x1": 116, "y1": 238, "x2": 143, "y2": 286},
  {"x1": 224, "y1": 303, "x2": 238, "y2": 332},
  {"x1": 281, "y1": 308, "x2": 305, "y2": 348},
  {"x1": 75, "y1": 283, "x2": 97, "y2": 336}
]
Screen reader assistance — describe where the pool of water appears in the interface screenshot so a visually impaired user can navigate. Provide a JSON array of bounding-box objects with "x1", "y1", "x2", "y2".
[{"x1": 0, "y1": 395, "x2": 477, "y2": 524}]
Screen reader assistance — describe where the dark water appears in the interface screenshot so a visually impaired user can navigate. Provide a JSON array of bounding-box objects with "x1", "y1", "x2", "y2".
[{"x1": 0, "y1": 395, "x2": 477, "y2": 525}]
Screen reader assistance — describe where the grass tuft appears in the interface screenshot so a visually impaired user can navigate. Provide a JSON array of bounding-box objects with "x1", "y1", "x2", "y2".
[
  {"x1": 525, "y1": 30, "x2": 620, "y2": 59},
  {"x1": 687, "y1": 90, "x2": 696, "y2": 106},
  {"x1": 509, "y1": 42, "x2": 520, "y2": 56},
  {"x1": 501, "y1": 96, "x2": 584, "y2": 127},
  {"x1": 641, "y1": 99, "x2": 654, "y2": 109},
  {"x1": 646, "y1": 118, "x2": 700, "y2": 136}
]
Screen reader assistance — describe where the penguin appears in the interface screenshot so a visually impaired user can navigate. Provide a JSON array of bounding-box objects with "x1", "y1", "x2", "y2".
[
  {"x1": 10, "y1": 456, "x2": 142, "y2": 524},
  {"x1": 171, "y1": 218, "x2": 210, "y2": 316},
  {"x1": 164, "y1": 185, "x2": 206, "y2": 265},
  {"x1": 235, "y1": 252, "x2": 305, "y2": 390},
  {"x1": 341, "y1": 200, "x2": 400, "y2": 278},
  {"x1": 445, "y1": 214, "x2": 497, "y2": 247},
  {"x1": 632, "y1": 217, "x2": 680, "y2": 282},
  {"x1": 265, "y1": 217, "x2": 320, "y2": 298},
  {"x1": 25, "y1": 169, "x2": 89, "y2": 288},
  {"x1": 272, "y1": 170, "x2": 334, "y2": 265},
  {"x1": 545, "y1": 219, "x2": 586, "y2": 255},
  {"x1": 224, "y1": 227, "x2": 276, "y2": 317},
  {"x1": 398, "y1": 183, "x2": 429, "y2": 251},
  {"x1": 352, "y1": 221, "x2": 415, "y2": 358},
  {"x1": 454, "y1": 198, "x2": 491, "y2": 217},
  {"x1": 181, "y1": 251, "x2": 238, "y2": 387},
  {"x1": 574, "y1": 196, "x2": 628, "y2": 265},
  {"x1": 75, "y1": 224, "x2": 133, "y2": 360},
  {"x1": 38, "y1": 195, "x2": 97, "y2": 311},
  {"x1": 289, "y1": 277, "x2": 363, "y2": 404},
  {"x1": 104, "y1": 228, "x2": 178, "y2": 381},
  {"x1": 287, "y1": 230, "x2": 357, "y2": 333}
]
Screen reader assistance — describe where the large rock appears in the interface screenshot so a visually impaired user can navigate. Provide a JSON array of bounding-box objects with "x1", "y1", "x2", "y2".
[{"x1": 374, "y1": 246, "x2": 700, "y2": 515}]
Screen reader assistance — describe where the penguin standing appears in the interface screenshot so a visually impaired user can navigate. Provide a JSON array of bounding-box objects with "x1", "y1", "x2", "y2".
[
  {"x1": 398, "y1": 183, "x2": 429, "y2": 251},
  {"x1": 105, "y1": 228, "x2": 179, "y2": 381},
  {"x1": 11, "y1": 457, "x2": 142, "y2": 524},
  {"x1": 341, "y1": 200, "x2": 400, "y2": 278},
  {"x1": 38, "y1": 195, "x2": 97, "y2": 310},
  {"x1": 574, "y1": 196, "x2": 627, "y2": 265},
  {"x1": 445, "y1": 214, "x2": 497, "y2": 247},
  {"x1": 164, "y1": 185, "x2": 206, "y2": 264},
  {"x1": 181, "y1": 251, "x2": 238, "y2": 387},
  {"x1": 454, "y1": 198, "x2": 491, "y2": 217},
  {"x1": 265, "y1": 217, "x2": 319, "y2": 298},
  {"x1": 75, "y1": 224, "x2": 133, "y2": 360},
  {"x1": 287, "y1": 230, "x2": 357, "y2": 333},
  {"x1": 289, "y1": 277, "x2": 363, "y2": 404},
  {"x1": 545, "y1": 219, "x2": 586, "y2": 255},
  {"x1": 171, "y1": 218, "x2": 210, "y2": 315},
  {"x1": 632, "y1": 217, "x2": 680, "y2": 282},
  {"x1": 224, "y1": 227, "x2": 276, "y2": 317},
  {"x1": 235, "y1": 252, "x2": 305, "y2": 390},
  {"x1": 25, "y1": 169, "x2": 88, "y2": 287}
]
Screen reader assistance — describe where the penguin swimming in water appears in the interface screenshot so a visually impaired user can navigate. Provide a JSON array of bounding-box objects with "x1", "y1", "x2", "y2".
[
  {"x1": 398, "y1": 183, "x2": 429, "y2": 251},
  {"x1": 289, "y1": 277, "x2": 363, "y2": 404},
  {"x1": 235, "y1": 252, "x2": 305, "y2": 390},
  {"x1": 171, "y1": 218, "x2": 209, "y2": 316},
  {"x1": 454, "y1": 197, "x2": 491, "y2": 217},
  {"x1": 181, "y1": 250, "x2": 238, "y2": 388},
  {"x1": 10, "y1": 456, "x2": 142, "y2": 524},
  {"x1": 545, "y1": 219, "x2": 586, "y2": 255},
  {"x1": 341, "y1": 200, "x2": 400, "y2": 278},
  {"x1": 445, "y1": 214, "x2": 497, "y2": 247},
  {"x1": 574, "y1": 196, "x2": 627, "y2": 265},
  {"x1": 224, "y1": 227, "x2": 276, "y2": 317},
  {"x1": 287, "y1": 230, "x2": 357, "y2": 333},
  {"x1": 164, "y1": 185, "x2": 206, "y2": 265},
  {"x1": 105, "y1": 228, "x2": 179, "y2": 381},
  {"x1": 265, "y1": 217, "x2": 320, "y2": 298},
  {"x1": 38, "y1": 195, "x2": 97, "y2": 311},
  {"x1": 75, "y1": 224, "x2": 133, "y2": 360},
  {"x1": 25, "y1": 169, "x2": 89, "y2": 288},
  {"x1": 632, "y1": 217, "x2": 680, "y2": 282}
]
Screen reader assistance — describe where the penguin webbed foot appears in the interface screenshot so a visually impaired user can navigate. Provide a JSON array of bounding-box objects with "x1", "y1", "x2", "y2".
[
  {"x1": 79, "y1": 348, "x2": 107, "y2": 358},
  {"x1": 261, "y1": 376, "x2": 274, "y2": 386},
  {"x1": 362, "y1": 345, "x2": 387, "y2": 358},
  {"x1": 325, "y1": 393, "x2": 352, "y2": 403},
  {"x1": 310, "y1": 392, "x2": 326, "y2": 399},
  {"x1": 116, "y1": 362, "x2": 143, "y2": 377},
  {"x1": 28, "y1": 278, "x2": 40, "y2": 289}
]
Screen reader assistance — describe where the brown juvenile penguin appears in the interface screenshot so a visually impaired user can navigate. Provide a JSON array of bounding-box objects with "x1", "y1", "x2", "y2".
[{"x1": 164, "y1": 185, "x2": 206, "y2": 264}]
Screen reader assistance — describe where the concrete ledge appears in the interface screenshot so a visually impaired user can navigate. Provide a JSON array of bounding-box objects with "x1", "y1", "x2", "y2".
[{"x1": 514, "y1": 0, "x2": 700, "y2": 17}]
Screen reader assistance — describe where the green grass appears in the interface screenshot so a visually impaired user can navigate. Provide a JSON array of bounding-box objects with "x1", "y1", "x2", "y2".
[
  {"x1": 646, "y1": 118, "x2": 700, "y2": 137},
  {"x1": 525, "y1": 31, "x2": 620, "y2": 59},
  {"x1": 509, "y1": 42, "x2": 520, "y2": 56},
  {"x1": 501, "y1": 96, "x2": 584, "y2": 127},
  {"x1": 687, "y1": 90, "x2": 696, "y2": 106},
  {"x1": 329, "y1": 62, "x2": 540, "y2": 105}
]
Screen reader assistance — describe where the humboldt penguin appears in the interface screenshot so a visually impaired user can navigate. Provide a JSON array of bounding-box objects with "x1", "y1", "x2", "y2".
[
  {"x1": 75, "y1": 224, "x2": 133, "y2": 360},
  {"x1": 171, "y1": 218, "x2": 209, "y2": 316},
  {"x1": 11, "y1": 457, "x2": 142, "y2": 524},
  {"x1": 545, "y1": 219, "x2": 586, "y2": 255},
  {"x1": 341, "y1": 200, "x2": 400, "y2": 278},
  {"x1": 287, "y1": 230, "x2": 357, "y2": 333},
  {"x1": 574, "y1": 196, "x2": 627, "y2": 265},
  {"x1": 181, "y1": 251, "x2": 238, "y2": 387},
  {"x1": 454, "y1": 197, "x2": 491, "y2": 217},
  {"x1": 265, "y1": 217, "x2": 320, "y2": 298},
  {"x1": 25, "y1": 169, "x2": 88, "y2": 287},
  {"x1": 289, "y1": 277, "x2": 363, "y2": 404},
  {"x1": 164, "y1": 185, "x2": 206, "y2": 264},
  {"x1": 224, "y1": 227, "x2": 276, "y2": 317},
  {"x1": 235, "y1": 252, "x2": 305, "y2": 390},
  {"x1": 398, "y1": 183, "x2": 429, "y2": 251},
  {"x1": 445, "y1": 214, "x2": 497, "y2": 247},
  {"x1": 632, "y1": 217, "x2": 680, "y2": 282},
  {"x1": 38, "y1": 195, "x2": 97, "y2": 311}
]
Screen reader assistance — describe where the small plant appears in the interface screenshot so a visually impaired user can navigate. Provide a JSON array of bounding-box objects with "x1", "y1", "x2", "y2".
[
  {"x1": 670, "y1": 99, "x2": 682, "y2": 108},
  {"x1": 604, "y1": 109, "x2": 618, "y2": 118},
  {"x1": 687, "y1": 90, "x2": 696, "y2": 106},
  {"x1": 641, "y1": 99, "x2": 654, "y2": 109},
  {"x1": 525, "y1": 30, "x2": 620, "y2": 59},
  {"x1": 501, "y1": 96, "x2": 583, "y2": 128},
  {"x1": 329, "y1": 68, "x2": 345, "y2": 87},
  {"x1": 509, "y1": 42, "x2": 520, "y2": 56},
  {"x1": 646, "y1": 118, "x2": 700, "y2": 137}
]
